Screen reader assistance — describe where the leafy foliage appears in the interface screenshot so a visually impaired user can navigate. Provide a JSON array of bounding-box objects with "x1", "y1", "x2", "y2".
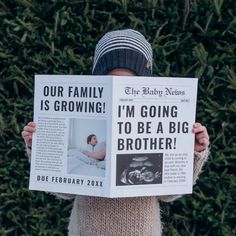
[{"x1": 0, "y1": 0, "x2": 235, "y2": 235}]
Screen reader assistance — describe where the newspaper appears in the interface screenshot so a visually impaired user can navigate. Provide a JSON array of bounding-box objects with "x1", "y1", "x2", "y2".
[{"x1": 29, "y1": 75, "x2": 198, "y2": 198}]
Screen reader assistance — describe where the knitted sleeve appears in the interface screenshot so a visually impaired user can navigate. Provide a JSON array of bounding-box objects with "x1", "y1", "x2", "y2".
[
  {"x1": 158, "y1": 148, "x2": 210, "y2": 202},
  {"x1": 25, "y1": 146, "x2": 76, "y2": 200}
]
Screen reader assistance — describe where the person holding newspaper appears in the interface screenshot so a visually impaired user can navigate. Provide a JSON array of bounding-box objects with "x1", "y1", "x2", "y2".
[{"x1": 22, "y1": 29, "x2": 210, "y2": 236}]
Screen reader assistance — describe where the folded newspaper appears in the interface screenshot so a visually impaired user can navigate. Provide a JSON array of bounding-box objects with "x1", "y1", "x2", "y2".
[{"x1": 29, "y1": 75, "x2": 198, "y2": 198}]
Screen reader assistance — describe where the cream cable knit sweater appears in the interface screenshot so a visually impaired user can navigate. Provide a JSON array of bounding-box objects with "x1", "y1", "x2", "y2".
[{"x1": 27, "y1": 148, "x2": 209, "y2": 236}]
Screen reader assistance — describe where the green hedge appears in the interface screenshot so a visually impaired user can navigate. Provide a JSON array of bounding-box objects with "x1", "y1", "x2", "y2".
[{"x1": 0, "y1": 0, "x2": 235, "y2": 235}]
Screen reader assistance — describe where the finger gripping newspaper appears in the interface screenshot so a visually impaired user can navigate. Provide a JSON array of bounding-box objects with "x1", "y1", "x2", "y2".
[{"x1": 29, "y1": 75, "x2": 198, "y2": 198}]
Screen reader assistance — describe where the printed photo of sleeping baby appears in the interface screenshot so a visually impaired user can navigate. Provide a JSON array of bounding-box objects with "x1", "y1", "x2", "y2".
[
  {"x1": 67, "y1": 118, "x2": 106, "y2": 177},
  {"x1": 116, "y1": 153, "x2": 163, "y2": 186}
]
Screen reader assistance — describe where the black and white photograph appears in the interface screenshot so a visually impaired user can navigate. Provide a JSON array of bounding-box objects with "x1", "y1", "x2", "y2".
[
  {"x1": 116, "y1": 153, "x2": 163, "y2": 186},
  {"x1": 67, "y1": 118, "x2": 106, "y2": 177}
]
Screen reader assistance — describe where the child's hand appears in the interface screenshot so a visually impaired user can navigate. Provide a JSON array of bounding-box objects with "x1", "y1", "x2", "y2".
[
  {"x1": 22, "y1": 122, "x2": 36, "y2": 149},
  {"x1": 193, "y1": 123, "x2": 210, "y2": 152}
]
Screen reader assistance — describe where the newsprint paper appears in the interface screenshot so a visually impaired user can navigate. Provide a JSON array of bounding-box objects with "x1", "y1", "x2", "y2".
[{"x1": 29, "y1": 75, "x2": 198, "y2": 198}]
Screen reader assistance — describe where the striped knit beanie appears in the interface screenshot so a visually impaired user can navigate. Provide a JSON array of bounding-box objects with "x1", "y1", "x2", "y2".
[{"x1": 92, "y1": 29, "x2": 153, "y2": 76}]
